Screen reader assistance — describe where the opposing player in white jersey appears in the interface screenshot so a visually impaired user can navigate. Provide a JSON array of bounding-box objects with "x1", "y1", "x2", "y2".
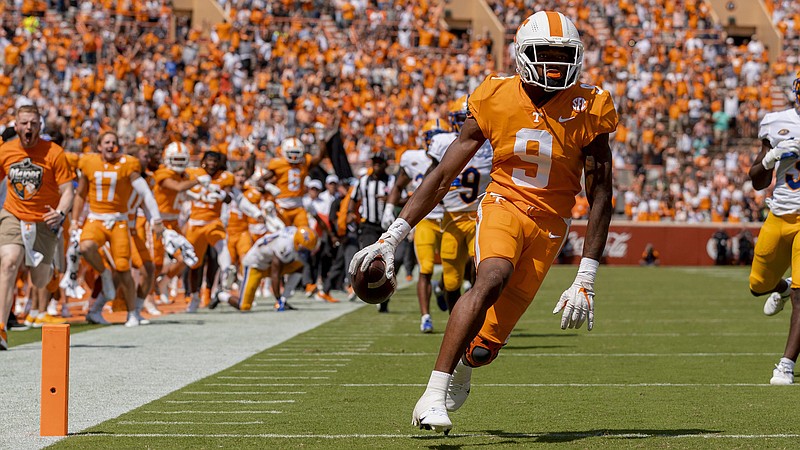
[
  {"x1": 749, "y1": 71, "x2": 800, "y2": 385},
  {"x1": 428, "y1": 96, "x2": 494, "y2": 311},
  {"x1": 213, "y1": 226, "x2": 318, "y2": 312},
  {"x1": 384, "y1": 119, "x2": 449, "y2": 333}
]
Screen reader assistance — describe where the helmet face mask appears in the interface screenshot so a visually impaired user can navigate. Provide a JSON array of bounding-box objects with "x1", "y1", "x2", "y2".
[
  {"x1": 515, "y1": 11, "x2": 584, "y2": 91},
  {"x1": 163, "y1": 142, "x2": 190, "y2": 173},
  {"x1": 281, "y1": 138, "x2": 306, "y2": 164}
]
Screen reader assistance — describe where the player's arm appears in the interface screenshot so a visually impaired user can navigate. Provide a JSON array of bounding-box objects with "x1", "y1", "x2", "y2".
[
  {"x1": 383, "y1": 167, "x2": 411, "y2": 229},
  {"x1": 44, "y1": 181, "x2": 74, "y2": 230},
  {"x1": 349, "y1": 118, "x2": 484, "y2": 278},
  {"x1": 160, "y1": 176, "x2": 199, "y2": 193},
  {"x1": 398, "y1": 117, "x2": 484, "y2": 227},
  {"x1": 70, "y1": 172, "x2": 89, "y2": 230},
  {"x1": 749, "y1": 139, "x2": 776, "y2": 190},
  {"x1": 552, "y1": 133, "x2": 614, "y2": 332},
  {"x1": 751, "y1": 137, "x2": 800, "y2": 190},
  {"x1": 581, "y1": 133, "x2": 614, "y2": 262},
  {"x1": 130, "y1": 171, "x2": 164, "y2": 234},
  {"x1": 270, "y1": 257, "x2": 283, "y2": 299},
  {"x1": 310, "y1": 116, "x2": 339, "y2": 168}
]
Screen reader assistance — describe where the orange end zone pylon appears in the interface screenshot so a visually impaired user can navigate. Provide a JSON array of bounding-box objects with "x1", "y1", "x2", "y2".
[{"x1": 40, "y1": 324, "x2": 70, "y2": 436}]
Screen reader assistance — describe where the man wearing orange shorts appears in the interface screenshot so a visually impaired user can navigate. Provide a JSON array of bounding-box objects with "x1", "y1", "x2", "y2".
[
  {"x1": 350, "y1": 11, "x2": 618, "y2": 432},
  {"x1": 152, "y1": 141, "x2": 202, "y2": 303},
  {"x1": 0, "y1": 105, "x2": 74, "y2": 350},
  {"x1": 184, "y1": 150, "x2": 234, "y2": 312},
  {"x1": 72, "y1": 132, "x2": 164, "y2": 327}
]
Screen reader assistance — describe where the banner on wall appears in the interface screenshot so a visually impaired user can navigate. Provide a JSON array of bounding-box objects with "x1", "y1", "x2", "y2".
[{"x1": 562, "y1": 221, "x2": 761, "y2": 266}]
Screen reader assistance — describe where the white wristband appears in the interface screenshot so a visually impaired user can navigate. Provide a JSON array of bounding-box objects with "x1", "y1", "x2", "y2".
[
  {"x1": 576, "y1": 257, "x2": 599, "y2": 285},
  {"x1": 382, "y1": 218, "x2": 411, "y2": 246}
]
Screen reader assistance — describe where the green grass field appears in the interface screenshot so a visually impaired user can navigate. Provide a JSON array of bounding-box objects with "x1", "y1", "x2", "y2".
[{"x1": 50, "y1": 266, "x2": 800, "y2": 449}]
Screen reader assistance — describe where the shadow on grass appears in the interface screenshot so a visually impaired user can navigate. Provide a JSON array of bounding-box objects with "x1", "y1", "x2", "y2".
[
  {"x1": 503, "y1": 345, "x2": 573, "y2": 351},
  {"x1": 413, "y1": 428, "x2": 720, "y2": 446}
]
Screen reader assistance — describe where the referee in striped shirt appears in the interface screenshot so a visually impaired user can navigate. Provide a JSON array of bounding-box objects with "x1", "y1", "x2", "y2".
[{"x1": 350, "y1": 150, "x2": 395, "y2": 312}]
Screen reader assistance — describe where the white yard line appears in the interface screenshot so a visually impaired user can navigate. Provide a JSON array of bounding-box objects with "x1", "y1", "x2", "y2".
[{"x1": 70, "y1": 432, "x2": 800, "y2": 439}]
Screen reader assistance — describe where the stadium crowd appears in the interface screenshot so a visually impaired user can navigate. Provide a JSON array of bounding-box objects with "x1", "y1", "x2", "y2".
[{"x1": 0, "y1": 1, "x2": 799, "y2": 345}]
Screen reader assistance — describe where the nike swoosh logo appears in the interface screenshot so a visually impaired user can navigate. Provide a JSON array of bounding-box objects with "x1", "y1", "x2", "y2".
[
  {"x1": 558, "y1": 116, "x2": 574, "y2": 123},
  {"x1": 548, "y1": 232, "x2": 562, "y2": 239}
]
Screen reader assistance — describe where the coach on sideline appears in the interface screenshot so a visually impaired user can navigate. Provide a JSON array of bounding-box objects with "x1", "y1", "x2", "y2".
[{"x1": 0, "y1": 105, "x2": 75, "y2": 350}]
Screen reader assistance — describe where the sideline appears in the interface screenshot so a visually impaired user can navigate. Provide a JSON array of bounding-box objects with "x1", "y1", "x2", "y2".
[{"x1": 0, "y1": 293, "x2": 364, "y2": 450}]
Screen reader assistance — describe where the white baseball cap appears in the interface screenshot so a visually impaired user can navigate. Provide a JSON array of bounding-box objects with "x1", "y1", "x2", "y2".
[{"x1": 325, "y1": 174, "x2": 339, "y2": 185}]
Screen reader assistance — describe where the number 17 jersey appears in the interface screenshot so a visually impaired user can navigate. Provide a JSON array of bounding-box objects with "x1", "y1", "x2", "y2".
[
  {"x1": 428, "y1": 132, "x2": 493, "y2": 212},
  {"x1": 468, "y1": 74, "x2": 618, "y2": 218}
]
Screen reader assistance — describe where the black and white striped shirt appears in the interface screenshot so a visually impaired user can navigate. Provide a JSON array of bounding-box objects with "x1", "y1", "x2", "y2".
[{"x1": 351, "y1": 173, "x2": 395, "y2": 227}]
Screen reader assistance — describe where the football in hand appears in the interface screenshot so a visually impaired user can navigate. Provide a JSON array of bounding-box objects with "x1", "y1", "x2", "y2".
[{"x1": 352, "y1": 256, "x2": 395, "y2": 304}]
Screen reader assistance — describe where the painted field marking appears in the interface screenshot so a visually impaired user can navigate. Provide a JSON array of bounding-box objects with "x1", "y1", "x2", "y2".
[
  {"x1": 229, "y1": 370, "x2": 338, "y2": 374},
  {"x1": 250, "y1": 358, "x2": 351, "y2": 362},
  {"x1": 303, "y1": 352, "x2": 776, "y2": 357},
  {"x1": 181, "y1": 392, "x2": 307, "y2": 395},
  {"x1": 193, "y1": 382, "x2": 779, "y2": 388},
  {"x1": 117, "y1": 421, "x2": 266, "y2": 425},
  {"x1": 216, "y1": 376, "x2": 330, "y2": 380},
  {"x1": 138, "y1": 411, "x2": 283, "y2": 414},
  {"x1": 164, "y1": 400, "x2": 295, "y2": 404},
  {"x1": 244, "y1": 363, "x2": 348, "y2": 367},
  {"x1": 72, "y1": 432, "x2": 800, "y2": 439},
  {"x1": 203, "y1": 384, "x2": 320, "y2": 387}
]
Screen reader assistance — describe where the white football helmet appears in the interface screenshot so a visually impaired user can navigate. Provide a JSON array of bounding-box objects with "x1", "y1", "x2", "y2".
[
  {"x1": 281, "y1": 137, "x2": 305, "y2": 164},
  {"x1": 515, "y1": 11, "x2": 584, "y2": 91},
  {"x1": 163, "y1": 141, "x2": 190, "y2": 173}
]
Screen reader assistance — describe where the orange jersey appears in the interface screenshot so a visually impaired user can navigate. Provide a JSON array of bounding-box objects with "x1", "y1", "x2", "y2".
[
  {"x1": 153, "y1": 167, "x2": 189, "y2": 218},
  {"x1": 185, "y1": 167, "x2": 234, "y2": 222},
  {"x1": 0, "y1": 139, "x2": 74, "y2": 222},
  {"x1": 228, "y1": 188, "x2": 262, "y2": 234},
  {"x1": 268, "y1": 153, "x2": 310, "y2": 207},
  {"x1": 78, "y1": 153, "x2": 141, "y2": 214},
  {"x1": 469, "y1": 75, "x2": 618, "y2": 218}
]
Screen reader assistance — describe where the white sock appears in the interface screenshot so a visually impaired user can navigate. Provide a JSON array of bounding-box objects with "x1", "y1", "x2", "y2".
[
  {"x1": 36, "y1": 311, "x2": 46, "y2": 319},
  {"x1": 425, "y1": 371, "x2": 452, "y2": 401},
  {"x1": 780, "y1": 357, "x2": 795, "y2": 372},
  {"x1": 135, "y1": 297, "x2": 145, "y2": 314},
  {"x1": 29, "y1": 309, "x2": 39, "y2": 318}
]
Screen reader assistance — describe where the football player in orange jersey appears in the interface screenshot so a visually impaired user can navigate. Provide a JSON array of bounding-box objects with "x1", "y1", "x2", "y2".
[
  {"x1": 125, "y1": 144, "x2": 164, "y2": 323},
  {"x1": 350, "y1": 11, "x2": 617, "y2": 432},
  {"x1": 71, "y1": 131, "x2": 164, "y2": 327},
  {"x1": 262, "y1": 137, "x2": 329, "y2": 228},
  {"x1": 183, "y1": 150, "x2": 234, "y2": 312},
  {"x1": 151, "y1": 142, "x2": 203, "y2": 303}
]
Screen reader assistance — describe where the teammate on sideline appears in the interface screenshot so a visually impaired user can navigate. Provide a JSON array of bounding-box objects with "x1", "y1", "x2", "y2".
[
  {"x1": 0, "y1": 105, "x2": 74, "y2": 349},
  {"x1": 72, "y1": 131, "x2": 164, "y2": 327},
  {"x1": 350, "y1": 11, "x2": 617, "y2": 432},
  {"x1": 213, "y1": 226, "x2": 318, "y2": 312},
  {"x1": 385, "y1": 119, "x2": 449, "y2": 332},
  {"x1": 748, "y1": 71, "x2": 800, "y2": 385},
  {"x1": 151, "y1": 141, "x2": 203, "y2": 304},
  {"x1": 184, "y1": 150, "x2": 234, "y2": 312}
]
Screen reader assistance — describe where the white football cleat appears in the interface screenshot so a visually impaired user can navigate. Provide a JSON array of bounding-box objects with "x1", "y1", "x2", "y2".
[
  {"x1": 412, "y1": 394, "x2": 452, "y2": 434},
  {"x1": 124, "y1": 314, "x2": 140, "y2": 328},
  {"x1": 143, "y1": 298, "x2": 162, "y2": 316},
  {"x1": 770, "y1": 362, "x2": 794, "y2": 385},
  {"x1": 764, "y1": 278, "x2": 792, "y2": 316},
  {"x1": 446, "y1": 361, "x2": 472, "y2": 411}
]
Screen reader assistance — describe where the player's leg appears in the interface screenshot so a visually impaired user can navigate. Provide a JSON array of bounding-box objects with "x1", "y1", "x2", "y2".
[
  {"x1": 414, "y1": 219, "x2": 440, "y2": 332},
  {"x1": 750, "y1": 213, "x2": 792, "y2": 315},
  {"x1": 79, "y1": 220, "x2": 117, "y2": 300},
  {"x1": 770, "y1": 223, "x2": 800, "y2": 385},
  {"x1": 441, "y1": 217, "x2": 469, "y2": 313},
  {"x1": 184, "y1": 223, "x2": 210, "y2": 312},
  {"x1": 108, "y1": 222, "x2": 138, "y2": 326},
  {"x1": 412, "y1": 200, "x2": 525, "y2": 431}
]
